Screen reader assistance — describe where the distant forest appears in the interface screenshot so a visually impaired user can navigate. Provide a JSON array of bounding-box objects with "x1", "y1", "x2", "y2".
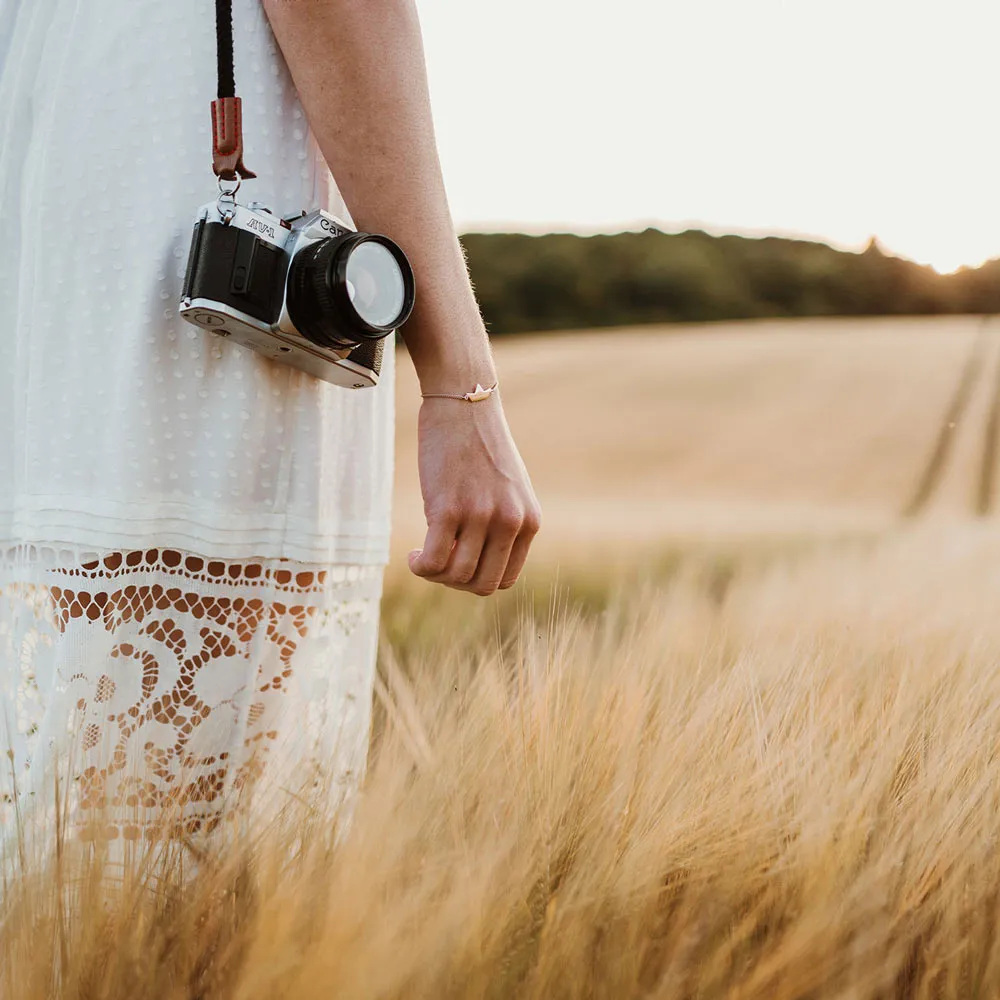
[{"x1": 459, "y1": 229, "x2": 1000, "y2": 336}]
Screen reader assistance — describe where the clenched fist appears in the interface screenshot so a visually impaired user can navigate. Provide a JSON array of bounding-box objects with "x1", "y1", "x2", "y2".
[{"x1": 408, "y1": 394, "x2": 541, "y2": 596}]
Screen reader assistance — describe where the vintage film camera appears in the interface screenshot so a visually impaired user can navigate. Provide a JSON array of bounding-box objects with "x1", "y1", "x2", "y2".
[{"x1": 180, "y1": 195, "x2": 415, "y2": 388}]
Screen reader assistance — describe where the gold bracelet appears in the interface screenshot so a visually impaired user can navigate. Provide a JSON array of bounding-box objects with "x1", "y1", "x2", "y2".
[{"x1": 421, "y1": 381, "x2": 499, "y2": 402}]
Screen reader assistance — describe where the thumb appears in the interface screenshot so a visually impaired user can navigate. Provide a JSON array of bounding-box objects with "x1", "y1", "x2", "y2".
[
  {"x1": 409, "y1": 547, "x2": 440, "y2": 577},
  {"x1": 408, "y1": 522, "x2": 456, "y2": 578}
]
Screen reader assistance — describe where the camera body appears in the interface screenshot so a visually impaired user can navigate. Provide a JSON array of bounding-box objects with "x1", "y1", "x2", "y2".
[{"x1": 180, "y1": 200, "x2": 414, "y2": 388}]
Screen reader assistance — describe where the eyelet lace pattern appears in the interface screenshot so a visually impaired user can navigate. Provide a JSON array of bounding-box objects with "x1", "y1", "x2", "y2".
[{"x1": 0, "y1": 545, "x2": 382, "y2": 848}]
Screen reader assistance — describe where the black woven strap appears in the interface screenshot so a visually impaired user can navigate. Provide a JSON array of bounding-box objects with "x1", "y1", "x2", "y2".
[
  {"x1": 216, "y1": 0, "x2": 236, "y2": 99},
  {"x1": 211, "y1": 0, "x2": 255, "y2": 179}
]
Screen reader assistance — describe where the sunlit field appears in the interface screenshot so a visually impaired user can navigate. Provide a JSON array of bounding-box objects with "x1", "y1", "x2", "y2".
[
  {"x1": 394, "y1": 315, "x2": 1000, "y2": 554},
  {"x1": 6, "y1": 316, "x2": 1000, "y2": 999}
]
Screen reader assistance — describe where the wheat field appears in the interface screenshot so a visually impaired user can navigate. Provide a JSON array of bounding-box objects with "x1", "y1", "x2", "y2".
[
  {"x1": 394, "y1": 315, "x2": 999, "y2": 554},
  {"x1": 6, "y1": 316, "x2": 1000, "y2": 999}
]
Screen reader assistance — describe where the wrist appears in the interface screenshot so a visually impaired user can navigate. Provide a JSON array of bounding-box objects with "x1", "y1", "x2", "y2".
[
  {"x1": 421, "y1": 379, "x2": 499, "y2": 402},
  {"x1": 401, "y1": 309, "x2": 498, "y2": 396},
  {"x1": 415, "y1": 364, "x2": 499, "y2": 398}
]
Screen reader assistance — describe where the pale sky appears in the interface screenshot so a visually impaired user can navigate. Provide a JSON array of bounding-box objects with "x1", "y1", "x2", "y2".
[{"x1": 417, "y1": 0, "x2": 1000, "y2": 273}]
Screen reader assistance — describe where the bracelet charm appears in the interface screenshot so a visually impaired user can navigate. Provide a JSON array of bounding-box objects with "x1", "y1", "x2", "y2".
[{"x1": 422, "y1": 381, "x2": 499, "y2": 402}]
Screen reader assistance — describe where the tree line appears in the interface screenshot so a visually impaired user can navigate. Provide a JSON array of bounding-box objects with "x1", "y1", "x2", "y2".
[{"x1": 459, "y1": 228, "x2": 1000, "y2": 336}]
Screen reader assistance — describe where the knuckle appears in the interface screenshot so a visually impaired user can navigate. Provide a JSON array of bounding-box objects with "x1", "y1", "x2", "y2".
[
  {"x1": 495, "y1": 502, "x2": 524, "y2": 532},
  {"x1": 523, "y1": 506, "x2": 542, "y2": 535},
  {"x1": 452, "y1": 565, "x2": 477, "y2": 585}
]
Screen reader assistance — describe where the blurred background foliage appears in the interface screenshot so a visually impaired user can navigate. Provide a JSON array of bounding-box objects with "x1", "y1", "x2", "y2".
[{"x1": 460, "y1": 229, "x2": 1000, "y2": 335}]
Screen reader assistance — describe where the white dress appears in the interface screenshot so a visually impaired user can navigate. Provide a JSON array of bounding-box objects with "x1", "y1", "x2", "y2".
[{"x1": 0, "y1": 0, "x2": 394, "y2": 847}]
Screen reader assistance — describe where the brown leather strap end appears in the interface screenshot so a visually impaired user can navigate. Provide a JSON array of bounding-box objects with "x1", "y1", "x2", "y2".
[{"x1": 211, "y1": 97, "x2": 256, "y2": 180}]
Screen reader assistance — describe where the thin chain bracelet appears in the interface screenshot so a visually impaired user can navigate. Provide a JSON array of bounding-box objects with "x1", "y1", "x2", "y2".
[{"x1": 421, "y1": 381, "x2": 499, "y2": 402}]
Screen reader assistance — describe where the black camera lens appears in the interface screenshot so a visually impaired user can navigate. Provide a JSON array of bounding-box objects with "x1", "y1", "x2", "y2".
[{"x1": 288, "y1": 233, "x2": 415, "y2": 350}]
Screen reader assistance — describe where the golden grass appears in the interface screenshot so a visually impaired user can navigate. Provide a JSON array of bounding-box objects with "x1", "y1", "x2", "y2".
[
  {"x1": 7, "y1": 526, "x2": 1000, "y2": 998},
  {"x1": 7, "y1": 318, "x2": 1000, "y2": 997}
]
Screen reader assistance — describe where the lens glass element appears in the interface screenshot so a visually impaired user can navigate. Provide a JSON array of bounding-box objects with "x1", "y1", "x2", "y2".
[{"x1": 345, "y1": 241, "x2": 407, "y2": 329}]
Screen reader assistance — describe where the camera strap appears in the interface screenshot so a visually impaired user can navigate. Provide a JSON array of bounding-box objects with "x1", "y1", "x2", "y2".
[{"x1": 211, "y1": 0, "x2": 256, "y2": 181}]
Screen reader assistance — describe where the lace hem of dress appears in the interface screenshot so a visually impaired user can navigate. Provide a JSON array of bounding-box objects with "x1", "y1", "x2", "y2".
[{"x1": 0, "y1": 543, "x2": 382, "y2": 849}]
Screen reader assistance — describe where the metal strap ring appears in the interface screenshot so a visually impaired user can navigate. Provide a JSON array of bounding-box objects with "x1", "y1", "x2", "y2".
[
  {"x1": 217, "y1": 173, "x2": 242, "y2": 197},
  {"x1": 217, "y1": 173, "x2": 241, "y2": 223}
]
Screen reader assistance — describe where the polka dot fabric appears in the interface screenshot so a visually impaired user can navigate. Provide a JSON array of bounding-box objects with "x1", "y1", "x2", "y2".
[
  {"x1": 0, "y1": 0, "x2": 394, "y2": 845},
  {"x1": 0, "y1": 0, "x2": 395, "y2": 564}
]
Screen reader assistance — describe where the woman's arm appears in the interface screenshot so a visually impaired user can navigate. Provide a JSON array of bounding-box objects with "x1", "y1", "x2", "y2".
[{"x1": 262, "y1": 0, "x2": 540, "y2": 594}]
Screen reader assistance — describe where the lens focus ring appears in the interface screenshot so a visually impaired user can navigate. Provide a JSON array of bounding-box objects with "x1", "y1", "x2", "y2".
[{"x1": 288, "y1": 238, "x2": 354, "y2": 350}]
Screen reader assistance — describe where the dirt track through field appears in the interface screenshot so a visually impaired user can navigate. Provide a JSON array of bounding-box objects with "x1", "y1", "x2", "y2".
[
  {"x1": 976, "y1": 328, "x2": 1000, "y2": 515},
  {"x1": 903, "y1": 317, "x2": 998, "y2": 517}
]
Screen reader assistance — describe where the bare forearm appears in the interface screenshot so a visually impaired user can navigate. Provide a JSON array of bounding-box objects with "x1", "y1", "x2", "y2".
[{"x1": 261, "y1": 0, "x2": 495, "y2": 389}]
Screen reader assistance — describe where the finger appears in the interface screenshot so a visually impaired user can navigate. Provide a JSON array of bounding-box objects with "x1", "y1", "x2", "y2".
[
  {"x1": 408, "y1": 517, "x2": 459, "y2": 578},
  {"x1": 498, "y1": 517, "x2": 541, "y2": 589},
  {"x1": 433, "y1": 520, "x2": 489, "y2": 588},
  {"x1": 467, "y1": 527, "x2": 519, "y2": 597}
]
